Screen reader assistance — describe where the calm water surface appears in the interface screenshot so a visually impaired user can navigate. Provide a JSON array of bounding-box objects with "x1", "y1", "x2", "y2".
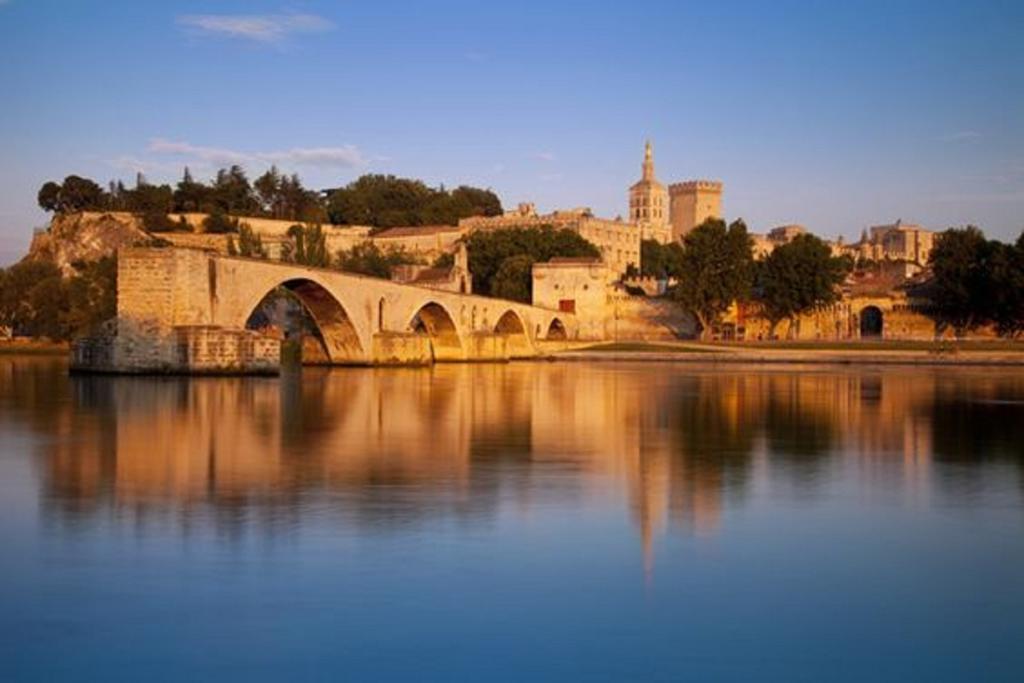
[{"x1": 1, "y1": 357, "x2": 1023, "y2": 681}]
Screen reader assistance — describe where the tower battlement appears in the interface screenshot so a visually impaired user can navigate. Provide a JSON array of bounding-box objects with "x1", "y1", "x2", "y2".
[{"x1": 668, "y1": 180, "x2": 723, "y2": 194}]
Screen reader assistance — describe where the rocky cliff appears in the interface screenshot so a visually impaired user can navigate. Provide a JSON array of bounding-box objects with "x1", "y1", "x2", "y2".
[{"x1": 24, "y1": 212, "x2": 156, "y2": 276}]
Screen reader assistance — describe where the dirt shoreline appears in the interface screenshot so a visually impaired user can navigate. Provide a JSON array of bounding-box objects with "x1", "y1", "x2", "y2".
[{"x1": 0, "y1": 341, "x2": 69, "y2": 355}]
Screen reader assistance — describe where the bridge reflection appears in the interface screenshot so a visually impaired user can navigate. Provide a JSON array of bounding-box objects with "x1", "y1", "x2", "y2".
[{"x1": 4, "y1": 359, "x2": 1022, "y2": 569}]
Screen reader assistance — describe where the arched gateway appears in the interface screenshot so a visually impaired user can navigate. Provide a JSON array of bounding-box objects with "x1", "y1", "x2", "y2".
[{"x1": 860, "y1": 306, "x2": 884, "y2": 338}]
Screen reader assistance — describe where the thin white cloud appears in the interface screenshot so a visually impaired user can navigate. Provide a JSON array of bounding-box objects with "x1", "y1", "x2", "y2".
[
  {"x1": 147, "y1": 138, "x2": 367, "y2": 169},
  {"x1": 532, "y1": 152, "x2": 557, "y2": 162},
  {"x1": 940, "y1": 130, "x2": 982, "y2": 142},
  {"x1": 177, "y1": 13, "x2": 334, "y2": 44}
]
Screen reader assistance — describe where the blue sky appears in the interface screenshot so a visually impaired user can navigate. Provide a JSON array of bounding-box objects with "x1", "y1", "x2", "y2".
[{"x1": 1, "y1": 0, "x2": 1022, "y2": 263}]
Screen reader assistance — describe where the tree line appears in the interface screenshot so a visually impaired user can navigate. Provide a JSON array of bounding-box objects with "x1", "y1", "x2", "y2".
[
  {"x1": 0, "y1": 258, "x2": 116, "y2": 341},
  {"x1": 37, "y1": 169, "x2": 503, "y2": 230},
  {"x1": 924, "y1": 227, "x2": 1024, "y2": 338},
  {"x1": 632, "y1": 218, "x2": 851, "y2": 339},
  {"x1": 638, "y1": 219, "x2": 1024, "y2": 340}
]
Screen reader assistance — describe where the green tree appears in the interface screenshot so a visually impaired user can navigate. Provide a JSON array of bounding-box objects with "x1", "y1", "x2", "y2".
[
  {"x1": 980, "y1": 232, "x2": 1024, "y2": 338},
  {"x1": 491, "y1": 255, "x2": 536, "y2": 303},
  {"x1": 326, "y1": 174, "x2": 502, "y2": 228},
  {"x1": 639, "y1": 239, "x2": 685, "y2": 278},
  {"x1": 0, "y1": 261, "x2": 68, "y2": 339},
  {"x1": 37, "y1": 181, "x2": 62, "y2": 212},
  {"x1": 927, "y1": 226, "x2": 991, "y2": 337},
  {"x1": 672, "y1": 218, "x2": 754, "y2": 339},
  {"x1": 254, "y1": 166, "x2": 283, "y2": 217},
  {"x1": 64, "y1": 256, "x2": 117, "y2": 335},
  {"x1": 464, "y1": 226, "x2": 600, "y2": 298},
  {"x1": 285, "y1": 223, "x2": 329, "y2": 268},
  {"x1": 237, "y1": 223, "x2": 267, "y2": 259},
  {"x1": 335, "y1": 242, "x2": 420, "y2": 279},
  {"x1": 61, "y1": 175, "x2": 106, "y2": 212},
  {"x1": 202, "y1": 209, "x2": 240, "y2": 234},
  {"x1": 210, "y1": 165, "x2": 258, "y2": 215},
  {"x1": 173, "y1": 167, "x2": 208, "y2": 212},
  {"x1": 753, "y1": 234, "x2": 849, "y2": 337}
]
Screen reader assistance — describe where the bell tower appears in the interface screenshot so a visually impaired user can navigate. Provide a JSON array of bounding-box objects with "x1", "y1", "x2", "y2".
[{"x1": 628, "y1": 141, "x2": 670, "y2": 243}]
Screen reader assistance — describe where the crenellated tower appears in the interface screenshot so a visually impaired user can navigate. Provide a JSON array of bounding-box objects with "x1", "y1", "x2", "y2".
[{"x1": 668, "y1": 179, "x2": 723, "y2": 242}]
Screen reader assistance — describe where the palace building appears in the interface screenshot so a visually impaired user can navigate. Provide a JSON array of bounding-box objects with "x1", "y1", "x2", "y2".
[{"x1": 628, "y1": 141, "x2": 723, "y2": 244}]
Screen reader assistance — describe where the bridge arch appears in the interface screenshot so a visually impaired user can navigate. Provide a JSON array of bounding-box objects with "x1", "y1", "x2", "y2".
[
  {"x1": 245, "y1": 278, "x2": 366, "y2": 364},
  {"x1": 409, "y1": 301, "x2": 463, "y2": 361},
  {"x1": 546, "y1": 317, "x2": 568, "y2": 341},
  {"x1": 495, "y1": 309, "x2": 532, "y2": 358}
]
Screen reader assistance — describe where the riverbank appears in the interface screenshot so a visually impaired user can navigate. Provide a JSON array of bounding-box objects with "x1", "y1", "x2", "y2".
[
  {"x1": 559, "y1": 340, "x2": 1024, "y2": 366},
  {"x1": 0, "y1": 340, "x2": 68, "y2": 355}
]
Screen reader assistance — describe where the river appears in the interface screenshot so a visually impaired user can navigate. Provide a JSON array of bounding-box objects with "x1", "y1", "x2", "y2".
[{"x1": 1, "y1": 357, "x2": 1022, "y2": 681}]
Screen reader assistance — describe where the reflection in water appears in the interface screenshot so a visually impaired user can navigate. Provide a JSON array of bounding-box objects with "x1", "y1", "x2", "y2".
[
  {"x1": 3, "y1": 357, "x2": 1024, "y2": 680},
  {"x1": 2, "y1": 359, "x2": 1021, "y2": 570}
]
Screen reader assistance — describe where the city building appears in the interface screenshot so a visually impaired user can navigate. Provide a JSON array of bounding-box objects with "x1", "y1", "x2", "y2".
[{"x1": 840, "y1": 219, "x2": 935, "y2": 272}]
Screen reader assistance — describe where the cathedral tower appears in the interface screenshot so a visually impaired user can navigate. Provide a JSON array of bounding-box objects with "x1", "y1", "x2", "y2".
[{"x1": 628, "y1": 141, "x2": 671, "y2": 244}]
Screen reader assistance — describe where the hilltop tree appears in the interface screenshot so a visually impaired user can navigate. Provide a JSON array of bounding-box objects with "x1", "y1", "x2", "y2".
[
  {"x1": 672, "y1": 218, "x2": 754, "y2": 339},
  {"x1": 36, "y1": 176, "x2": 106, "y2": 213},
  {"x1": 173, "y1": 167, "x2": 208, "y2": 212},
  {"x1": 754, "y1": 233, "x2": 850, "y2": 337},
  {"x1": 59, "y1": 176, "x2": 106, "y2": 212},
  {"x1": 254, "y1": 166, "x2": 284, "y2": 217},
  {"x1": 326, "y1": 174, "x2": 502, "y2": 228},
  {"x1": 37, "y1": 182, "x2": 62, "y2": 212}
]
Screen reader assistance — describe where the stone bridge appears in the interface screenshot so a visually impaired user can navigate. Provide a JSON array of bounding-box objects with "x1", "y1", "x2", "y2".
[{"x1": 74, "y1": 248, "x2": 578, "y2": 373}]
